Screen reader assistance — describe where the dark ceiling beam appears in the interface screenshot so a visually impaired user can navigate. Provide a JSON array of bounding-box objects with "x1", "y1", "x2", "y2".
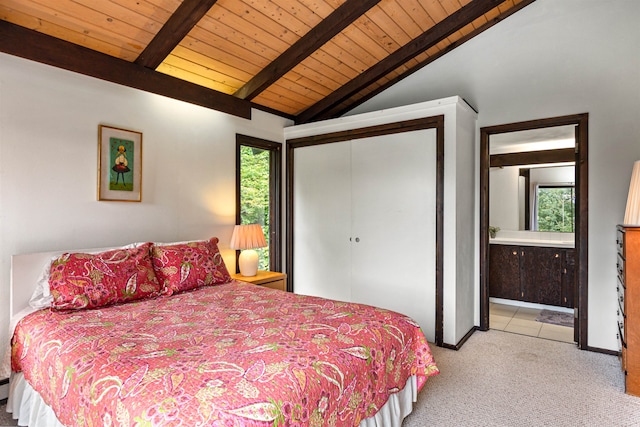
[
  {"x1": 296, "y1": 0, "x2": 505, "y2": 124},
  {"x1": 490, "y1": 148, "x2": 575, "y2": 168},
  {"x1": 233, "y1": 0, "x2": 381, "y2": 101},
  {"x1": 0, "y1": 20, "x2": 252, "y2": 119},
  {"x1": 325, "y1": 0, "x2": 538, "y2": 120},
  {"x1": 135, "y1": 0, "x2": 218, "y2": 69}
]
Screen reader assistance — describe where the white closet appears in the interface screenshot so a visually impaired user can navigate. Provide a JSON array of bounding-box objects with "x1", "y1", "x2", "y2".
[
  {"x1": 293, "y1": 131, "x2": 437, "y2": 341},
  {"x1": 286, "y1": 96, "x2": 477, "y2": 347},
  {"x1": 293, "y1": 141, "x2": 352, "y2": 302}
]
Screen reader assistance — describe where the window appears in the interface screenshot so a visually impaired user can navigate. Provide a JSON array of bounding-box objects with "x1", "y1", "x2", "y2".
[
  {"x1": 236, "y1": 135, "x2": 281, "y2": 271},
  {"x1": 535, "y1": 185, "x2": 575, "y2": 232}
]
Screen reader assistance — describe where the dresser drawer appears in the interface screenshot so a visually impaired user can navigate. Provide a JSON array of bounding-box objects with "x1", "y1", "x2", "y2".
[
  {"x1": 619, "y1": 319, "x2": 627, "y2": 373},
  {"x1": 618, "y1": 278, "x2": 626, "y2": 316},
  {"x1": 618, "y1": 254, "x2": 626, "y2": 287},
  {"x1": 618, "y1": 278, "x2": 626, "y2": 344},
  {"x1": 231, "y1": 271, "x2": 287, "y2": 292},
  {"x1": 259, "y1": 278, "x2": 286, "y2": 291},
  {"x1": 617, "y1": 228, "x2": 625, "y2": 257},
  {"x1": 619, "y1": 318, "x2": 626, "y2": 345}
]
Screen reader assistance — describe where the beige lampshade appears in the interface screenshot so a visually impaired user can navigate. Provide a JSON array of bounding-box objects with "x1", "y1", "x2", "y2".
[
  {"x1": 229, "y1": 224, "x2": 267, "y2": 250},
  {"x1": 624, "y1": 161, "x2": 640, "y2": 225},
  {"x1": 230, "y1": 224, "x2": 267, "y2": 277}
]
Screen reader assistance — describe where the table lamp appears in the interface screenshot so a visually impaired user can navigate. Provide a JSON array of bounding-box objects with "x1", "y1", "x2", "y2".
[
  {"x1": 625, "y1": 160, "x2": 640, "y2": 225},
  {"x1": 230, "y1": 224, "x2": 267, "y2": 276}
]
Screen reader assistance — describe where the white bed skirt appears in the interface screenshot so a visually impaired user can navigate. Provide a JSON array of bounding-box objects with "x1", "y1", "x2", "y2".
[
  {"x1": 7, "y1": 372, "x2": 417, "y2": 427},
  {"x1": 360, "y1": 375, "x2": 418, "y2": 427},
  {"x1": 7, "y1": 373, "x2": 64, "y2": 427}
]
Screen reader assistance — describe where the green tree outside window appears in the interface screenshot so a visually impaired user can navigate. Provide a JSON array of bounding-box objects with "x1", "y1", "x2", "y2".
[
  {"x1": 537, "y1": 186, "x2": 575, "y2": 232},
  {"x1": 240, "y1": 145, "x2": 270, "y2": 270}
]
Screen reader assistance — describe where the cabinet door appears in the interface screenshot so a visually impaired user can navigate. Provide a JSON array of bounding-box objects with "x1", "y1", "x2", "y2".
[
  {"x1": 350, "y1": 130, "x2": 437, "y2": 341},
  {"x1": 562, "y1": 249, "x2": 576, "y2": 308},
  {"x1": 489, "y1": 244, "x2": 521, "y2": 300},
  {"x1": 520, "y1": 246, "x2": 562, "y2": 306},
  {"x1": 293, "y1": 142, "x2": 352, "y2": 302}
]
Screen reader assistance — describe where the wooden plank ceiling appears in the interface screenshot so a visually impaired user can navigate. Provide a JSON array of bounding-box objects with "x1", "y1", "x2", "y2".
[{"x1": 0, "y1": 0, "x2": 535, "y2": 123}]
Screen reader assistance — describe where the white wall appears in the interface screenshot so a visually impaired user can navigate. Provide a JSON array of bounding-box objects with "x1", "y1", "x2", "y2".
[
  {"x1": 349, "y1": 0, "x2": 640, "y2": 351},
  {"x1": 0, "y1": 53, "x2": 291, "y2": 377},
  {"x1": 453, "y1": 104, "x2": 479, "y2": 342},
  {"x1": 489, "y1": 166, "x2": 521, "y2": 231},
  {"x1": 530, "y1": 166, "x2": 574, "y2": 188}
]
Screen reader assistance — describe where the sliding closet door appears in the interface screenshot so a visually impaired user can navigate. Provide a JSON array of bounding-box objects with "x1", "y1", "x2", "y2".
[
  {"x1": 350, "y1": 130, "x2": 437, "y2": 341},
  {"x1": 293, "y1": 142, "x2": 352, "y2": 302}
]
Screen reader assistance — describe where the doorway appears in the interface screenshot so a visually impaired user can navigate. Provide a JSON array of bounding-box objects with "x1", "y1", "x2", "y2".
[{"x1": 479, "y1": 114, "x2": 589, "y2": 349}]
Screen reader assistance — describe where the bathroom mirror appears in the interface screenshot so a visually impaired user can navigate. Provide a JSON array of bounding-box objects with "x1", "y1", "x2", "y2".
[{"x1": 489, "y1": 125, "x2": 576, "y2": 232}]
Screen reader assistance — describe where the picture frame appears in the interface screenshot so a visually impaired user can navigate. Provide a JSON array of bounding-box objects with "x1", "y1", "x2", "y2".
[{"x1": 97, "y1": 125, "x2": 142, "y2": 202}]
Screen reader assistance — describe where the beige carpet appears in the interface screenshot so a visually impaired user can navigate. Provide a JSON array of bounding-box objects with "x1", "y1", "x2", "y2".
[
  {"x1": 2, "y1": 330, "x2": 640, "y2": 426},
  {"x1": 404, "y1": 329, "x2": 640, "y2": 427}
]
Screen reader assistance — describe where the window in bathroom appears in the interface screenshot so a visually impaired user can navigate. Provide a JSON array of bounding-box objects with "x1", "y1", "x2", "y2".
[{"x1": 535, "y1": 185, "x2": 575, "y2": 232}]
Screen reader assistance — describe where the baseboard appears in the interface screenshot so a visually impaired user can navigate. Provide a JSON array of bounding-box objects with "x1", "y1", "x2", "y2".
[
  {"x1": 441, "y1": 326, "x2": 478, "y2": 350},
  {"x1": 585, "y1": 346, "x2": 620, "y2": 356},
  {"x1": 440, "y1": 325, "x2": 619, "y2": 355}
]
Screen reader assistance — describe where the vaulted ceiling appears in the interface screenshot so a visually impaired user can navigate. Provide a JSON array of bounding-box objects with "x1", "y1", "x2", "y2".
[{"x1": 0, "y1": 0, "x2": 535, "y2": 123}]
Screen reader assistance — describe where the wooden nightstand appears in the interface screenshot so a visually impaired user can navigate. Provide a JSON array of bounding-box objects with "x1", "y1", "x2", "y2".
[{"x1": 231, "y1": 270, "x2": 287, "y2": 291}]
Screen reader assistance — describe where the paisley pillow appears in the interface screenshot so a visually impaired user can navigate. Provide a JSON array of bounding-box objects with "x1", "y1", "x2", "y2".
[
  {"x1": 49, "y1": 242, "x2": 161, "y2": 311},
  {"x1": 151, "y1": 237, "x2": 231, "y2": 296}
]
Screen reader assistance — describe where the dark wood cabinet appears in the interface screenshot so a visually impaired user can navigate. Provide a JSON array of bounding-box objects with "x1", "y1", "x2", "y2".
[
  {"x1": 489, "y1": 245, "x2": 521, "y2": 301},
  {"x1": 521, "y1": 246, "x2": 562, "y2": 306},
  {"x1": 489, "y1": 244, "x2": 574, "y2": 308},
  {"x1": 562, "y1": 249, "x2": 576, "y2": 307}
]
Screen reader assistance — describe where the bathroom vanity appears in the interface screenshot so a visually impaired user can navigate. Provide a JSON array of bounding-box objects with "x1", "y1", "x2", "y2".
[{"x1": 489, "y1": 232, "x2": 575, "y2": 308}]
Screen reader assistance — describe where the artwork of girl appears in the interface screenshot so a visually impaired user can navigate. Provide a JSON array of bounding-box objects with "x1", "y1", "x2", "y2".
[{"x1": 110, "y1": 139, "x2": 133, "y2": 191}]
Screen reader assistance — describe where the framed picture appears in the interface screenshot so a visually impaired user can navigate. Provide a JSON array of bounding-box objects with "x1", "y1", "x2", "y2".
[{"x1": 97, "y1": 125, "x2": 142, "y2": 202}]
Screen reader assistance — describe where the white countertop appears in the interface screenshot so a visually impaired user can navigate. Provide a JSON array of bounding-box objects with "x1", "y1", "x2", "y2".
[{"x1": 489, "y1": 236, "x2": 574, "y2": 248}]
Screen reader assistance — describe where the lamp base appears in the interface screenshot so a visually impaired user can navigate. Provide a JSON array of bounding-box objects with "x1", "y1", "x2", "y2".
[{"x1": 238, "y1": 249, "x2": 259, "y2": 277}]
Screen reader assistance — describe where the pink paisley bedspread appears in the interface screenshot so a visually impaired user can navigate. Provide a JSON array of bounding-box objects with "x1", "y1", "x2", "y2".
[{"x1": 12, "y1": 281, "x2": 438, "y2": 427}]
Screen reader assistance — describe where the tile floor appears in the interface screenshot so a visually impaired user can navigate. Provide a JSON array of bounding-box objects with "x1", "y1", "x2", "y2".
[{"x1": 490, "y1": 302, "x2": 575, "y2": 344}]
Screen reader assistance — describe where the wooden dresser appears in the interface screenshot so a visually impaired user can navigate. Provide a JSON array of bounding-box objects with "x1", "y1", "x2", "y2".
[{"x1": 617, "y1": 225, "x2": 640, "y2": 396}]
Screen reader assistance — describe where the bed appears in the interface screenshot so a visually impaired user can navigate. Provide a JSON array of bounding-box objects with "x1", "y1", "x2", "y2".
[{"x1": 5, "y1": 238, "x2": 438, "y2": 426}]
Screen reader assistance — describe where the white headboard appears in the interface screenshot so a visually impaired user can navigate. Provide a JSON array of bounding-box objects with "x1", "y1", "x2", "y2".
[{"x1": 10, "y1": 246, "x2": 115, "y2": 319}]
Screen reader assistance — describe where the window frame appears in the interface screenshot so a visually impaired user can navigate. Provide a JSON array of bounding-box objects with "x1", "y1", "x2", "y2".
[{"x1": 235, "y1": 134, "x2": 282, "y2": 272}]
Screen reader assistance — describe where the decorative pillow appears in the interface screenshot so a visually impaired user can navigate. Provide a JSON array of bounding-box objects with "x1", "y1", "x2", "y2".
[
  {"x1": 49, "y1": 242, "x2": 161, "y2": 311},
  {"x1": 29, "y1": 242, "x2": 144, "y2": 310},
  {"x1": 151, "y1": 237, "x2": 231, "y2": 295}
]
